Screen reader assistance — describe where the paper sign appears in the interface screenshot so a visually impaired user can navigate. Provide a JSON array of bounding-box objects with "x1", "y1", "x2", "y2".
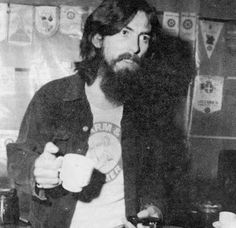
[
  {"x1": 179, "y1": 12, "x2": 197, "y2": 41},
  {"x1": 0, "y1": 3, "x2": 8, "y2": 41},
  {"x1": 35, "y1": 6, "x2": 59, "y2": 37},
  {"x1": 162, "y1": 11, "x2": 179, "y2": 37},
  {"x1": 60, "y1": 5, "x2": 88, "y2": 38},
  {"x1": 8, "y1": 4, "x2": 33, "y2": 46},
  {"x1": 193, "y1": 75, "x2": 224, "y2": 113},
  {"x1": 200, "y1": 20, "x2": 224, "y2": 58}
]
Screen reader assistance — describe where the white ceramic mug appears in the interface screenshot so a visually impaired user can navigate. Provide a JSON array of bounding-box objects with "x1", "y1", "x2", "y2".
[
  {"x1": 213, "y1": 211, "x2": 236, "y2": 228},
  {"x1": 59, "y1": 153, "x2": 95, "y2": 192},
  {"x1": 219, "y1": 211, "x2": 236, "y2": 228}
]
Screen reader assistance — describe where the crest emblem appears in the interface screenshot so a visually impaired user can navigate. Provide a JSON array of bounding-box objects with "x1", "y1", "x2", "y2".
[
  {"x1": 35, "y1": 6, "x2": 59, "y2": 37},
  {"x1": 193, "y1": 75, "x2": 224, "y2": 113},
  {"x1": 60, "y1": 5, "x2": 88, "y2": 38},
  {"x1": 162, "y1": 11, "x2": 180, "y2": 37}
]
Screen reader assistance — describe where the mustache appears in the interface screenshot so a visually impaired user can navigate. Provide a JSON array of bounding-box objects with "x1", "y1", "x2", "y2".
[{"x1": 114, "y1": 53, "x2": 141, "y2": 65}]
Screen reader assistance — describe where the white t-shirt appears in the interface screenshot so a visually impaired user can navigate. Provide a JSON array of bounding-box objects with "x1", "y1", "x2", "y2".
[{"x1": 70, "y1": 94, "x2": 125, "y2": 228}]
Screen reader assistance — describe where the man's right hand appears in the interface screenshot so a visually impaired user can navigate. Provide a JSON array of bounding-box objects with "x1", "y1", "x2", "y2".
[{"x1": 34, "y1": 142, "x2": 62, "y2": 189}]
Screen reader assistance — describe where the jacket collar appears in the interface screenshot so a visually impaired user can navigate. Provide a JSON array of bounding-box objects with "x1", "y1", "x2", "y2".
[
  {"x1": 63, "y1": 60, "x2": 98, "y2": 102},
  {"x1": 62, "y1": 72, "x2": 86, "y2": 102}
]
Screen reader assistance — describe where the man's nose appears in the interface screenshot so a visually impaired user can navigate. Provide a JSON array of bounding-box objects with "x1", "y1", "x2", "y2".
[{"x1": 129, "y1": 37, "x2": 140, "y2": 55}]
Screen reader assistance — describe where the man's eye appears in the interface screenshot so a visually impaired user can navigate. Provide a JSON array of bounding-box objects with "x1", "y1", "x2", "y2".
[
  {"x1": 141, "y1": 34, "x2": 150, "y2": 43},
  {"x1": 121, "y1": 29, "x2": 129, "y2": 36}
]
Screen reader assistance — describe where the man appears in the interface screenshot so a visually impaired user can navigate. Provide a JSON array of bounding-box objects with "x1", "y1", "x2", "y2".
[{"x1": 7, "y1": 0, "x2": 193, "y2": 227}]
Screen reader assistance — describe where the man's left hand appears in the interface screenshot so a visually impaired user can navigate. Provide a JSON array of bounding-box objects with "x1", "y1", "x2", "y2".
[{"x1": 123, "y1": 205, "x2": 162, "y2": 228}]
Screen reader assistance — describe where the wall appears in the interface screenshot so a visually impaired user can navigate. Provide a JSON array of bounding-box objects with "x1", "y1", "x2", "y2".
[{"x1": 0, "y1": 0, "x2": 235, "y2": 210}]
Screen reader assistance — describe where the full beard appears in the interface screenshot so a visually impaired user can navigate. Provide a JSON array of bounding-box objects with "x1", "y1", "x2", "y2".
[{"x1": 99, "y1": 58, "x2": 147, "y2": 106}]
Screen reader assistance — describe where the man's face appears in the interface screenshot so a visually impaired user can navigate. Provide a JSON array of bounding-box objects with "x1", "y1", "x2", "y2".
[{"x1": 102, "y1": 11, "x2": 151, "y2": 72}]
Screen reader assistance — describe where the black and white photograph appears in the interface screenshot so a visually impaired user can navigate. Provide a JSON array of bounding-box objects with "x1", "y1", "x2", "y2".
[{"x1": 0, "y1": 0, "x2": 235, "y2": 227}]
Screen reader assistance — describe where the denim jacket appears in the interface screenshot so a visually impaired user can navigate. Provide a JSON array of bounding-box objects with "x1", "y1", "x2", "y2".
[{"x1": 7, "y1": 69, "x2": 166, "y2": 228}]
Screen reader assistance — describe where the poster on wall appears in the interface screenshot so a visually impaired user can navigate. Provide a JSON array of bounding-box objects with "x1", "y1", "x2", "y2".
[
  {"x1": 200, "y1": 20, "x2": 224, "y2": 59},
  {"x1": 0, "y1": 3, "x2": 8, "y2": 42},
  {"x1": 162, "y1": 11, "x2": 179, "y2": 37},
  {"x1": 8, "y1": 4, "x2": 33, "y2": 46},
  {"x1": 192, "y1": 75, "x2": 224, "y2": 114},
  {"x1": 179, "y1": 12, "x2": 197, "y2": 42},
  {"x1": 35, "y1": 6, "x2": 59, "y2": 37},
  {"x1": 60, "y1": 5, "x2": 88, "y2": 38}
]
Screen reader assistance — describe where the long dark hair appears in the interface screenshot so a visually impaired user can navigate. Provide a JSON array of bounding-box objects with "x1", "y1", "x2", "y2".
[{"x1": 79, "y1": 0, "x2": 161, "y2": 78}]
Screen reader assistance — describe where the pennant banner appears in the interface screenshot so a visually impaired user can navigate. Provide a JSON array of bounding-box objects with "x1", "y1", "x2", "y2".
[
  {"x1": 35, "y1": 6, "x2": 59, "y2": 37},
  {"x1": 0, "y1": 3, "x2": 8, "y2": 42},
  {"x1": 179, "y1": 12, "x2": 197, "y2": 41},
  {"x1": 200, "y1": 20, "x2": 224, "y2": 58},
  {"x1": 8, "y1": 4, "x2": 33, "y2": 46},
  {"x1": 60, "y1": 5, "x2": 88, "y2": 38},
  {"x1": 192, "y1": 75, "x2": 224, "y2": 114},
  {"x1": 162, "y1": 11, "x2": 179, "y2": 37}
]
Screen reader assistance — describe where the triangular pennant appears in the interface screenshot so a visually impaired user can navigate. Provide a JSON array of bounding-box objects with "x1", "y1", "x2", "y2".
[
  {"x1": 179, "y1": 12, "x2": 197, "y2": 41},
  {"x1": 200, "y1": 20, "x2": 224, "y2": 58},
  {"x1": 35, "y1": 6, "x2": 59, "y2": 37},
  {"x1": 162, "y1": 11, "x2": 179, "y2": 37},
  {"x1": 0, "y1": 3, "x2": 8, "y2": 42},
  {"x1": 8, "y1": 4, "x2": 33, "y2": 46}
]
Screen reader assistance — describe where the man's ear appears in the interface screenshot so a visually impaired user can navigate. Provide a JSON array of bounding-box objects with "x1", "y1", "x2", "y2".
[{"x1": 92, "y1": 33, "x2": 103, "y2": 48}]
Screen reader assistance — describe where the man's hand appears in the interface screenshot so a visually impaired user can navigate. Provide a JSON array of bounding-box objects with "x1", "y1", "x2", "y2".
[
  {"x1": 34, "y1": 142, "x2": 62, "y2": 189},
  {"x1": 212, "y1": 221, "x2": 221, "y2": 228},
  {"x1": 123, "y1": 206, "x2": 162, "y2": 228}
]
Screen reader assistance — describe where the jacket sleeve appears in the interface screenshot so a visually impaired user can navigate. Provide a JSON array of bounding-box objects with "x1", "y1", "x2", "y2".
[
  {"x1": 7, "y1": 91, "x2": 52, "y2": 199},
  {"x1": 137, "y1": 136, "x2": 167, "y2": 216}
]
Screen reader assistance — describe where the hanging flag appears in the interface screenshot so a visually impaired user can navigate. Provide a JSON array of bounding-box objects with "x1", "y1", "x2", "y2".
[
  {"x1": 0, "y1": 3, "x2": 8, "y2": 42},
  {"x1": 60, "y1": 5, "x2": 88, "y2": 38},
  {"x1": 179, "y1": 12, "x2": 197, "y2": 41},
  {"x1": 162, "y1": 11, "x2": 179, "y2": 37},
  {"x1": 35, "y1": 6, "x2": 59, "y2": 37},
  {"x1": 192, "y1": 75, "x2": 224, "y2": 113},
  {"x1": 200, "y1": 20, "x2": 224, "y2": 58},
  {"x1": 8, "y1": 4, "x2": 33, "y2": 46}
]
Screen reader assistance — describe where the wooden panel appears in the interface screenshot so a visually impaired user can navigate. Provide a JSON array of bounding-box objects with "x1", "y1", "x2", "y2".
[
  {"x1": 0, "y1": 0, "x2": 235, "y2": 19},
  {"x1": 0, "y1": 0, "x2": 102, "y2": 7},
  {"x1": 149, "y1": 0, "x2": 179, "y2": 12},
  {"x1": 150, "y1": 0, "x2": 199, "y2": 13},
  {"x1": 0, "y1": 0, "x2": 200, "y2": 12},
  {"x1": 200, "y1": 0, "x2": 236, "y2": 19},
  {"x1": 189, "y1": 138, "x2": 223, "y2": 179}
]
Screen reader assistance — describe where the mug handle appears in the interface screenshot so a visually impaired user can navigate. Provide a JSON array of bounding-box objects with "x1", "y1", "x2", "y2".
[
  {"x1": 56, "y1": 156, "x2": 64, "y2": 183},
  {"x1": 212, "y1": 221, "x2": 222, "y2": 228}
]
